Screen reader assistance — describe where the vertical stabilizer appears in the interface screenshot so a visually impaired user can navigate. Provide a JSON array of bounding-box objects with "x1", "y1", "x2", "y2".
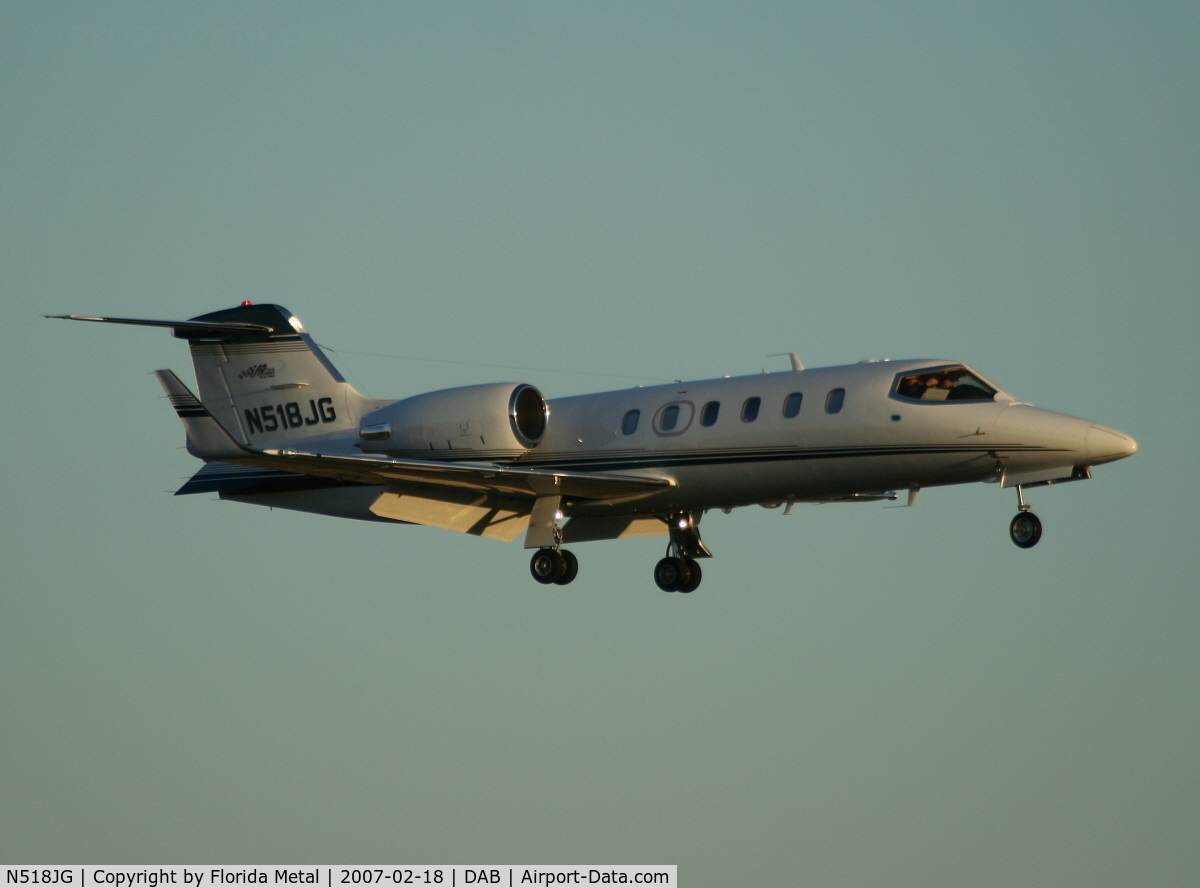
[{"x1": 180, "y1": 304, "x2": 370, "y2": 448}]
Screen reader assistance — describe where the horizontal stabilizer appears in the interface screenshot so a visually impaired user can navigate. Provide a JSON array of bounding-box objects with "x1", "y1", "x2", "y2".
[{"x1": 47, "y1": 314, "x2": 273, "y2": 336}]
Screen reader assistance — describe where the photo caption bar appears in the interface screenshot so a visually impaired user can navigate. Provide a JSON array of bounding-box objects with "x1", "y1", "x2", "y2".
[{"x1": 2, "y1": 867, "x2": 676, "y2": 888}]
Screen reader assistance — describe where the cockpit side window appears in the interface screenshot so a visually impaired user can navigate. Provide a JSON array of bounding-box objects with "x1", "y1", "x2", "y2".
[{"x1": 894, "y1": 366, "x2": 996, "y2": 402}]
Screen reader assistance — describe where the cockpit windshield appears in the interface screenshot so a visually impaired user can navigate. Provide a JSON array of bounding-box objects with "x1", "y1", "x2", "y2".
[{"x1": 894, "y1": 365, "x2": 997, "y2": 402}]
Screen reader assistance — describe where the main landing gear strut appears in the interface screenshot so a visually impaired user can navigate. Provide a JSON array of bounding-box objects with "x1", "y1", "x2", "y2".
[
  {"x1": 654, "y1": 511, "x2": 712, "y2": 593},
  {"x1": 528, "y1": 496, "x2": 579, "y2": 586},
  {"x1": 1009, "y1": 485, "x2": 1043, "y2": 549},
  {"x1": 529, "y1": 511, "x2": 713, "y2": 592}
]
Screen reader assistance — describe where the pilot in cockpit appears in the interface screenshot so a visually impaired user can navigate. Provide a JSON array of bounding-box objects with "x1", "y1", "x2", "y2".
[{"x1": 922, "y1": 373, "x2": 956, "y2": 400}]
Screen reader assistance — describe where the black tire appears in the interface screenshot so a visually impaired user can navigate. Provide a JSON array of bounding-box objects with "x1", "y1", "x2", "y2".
[
  {"x1": 530, "y1": 548, "x2": 565, "y2": 583},
  {"x1": 553, "y1": 550, "x2": 579, "y2": 585},
  {"x1": 1010, "y1": 512, "x2": 1043, "y2": 549},
  {"x1": 654, "y1": 557, "x2": 691, "y2": 592},
  {"x1": 677, "y1": 558, "x2": 702, "y2": 593}
]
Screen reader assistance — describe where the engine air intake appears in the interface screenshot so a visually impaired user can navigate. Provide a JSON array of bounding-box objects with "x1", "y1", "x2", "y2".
[{"x1": 511, "y1": 384, "x2": 548, "y2": 446}]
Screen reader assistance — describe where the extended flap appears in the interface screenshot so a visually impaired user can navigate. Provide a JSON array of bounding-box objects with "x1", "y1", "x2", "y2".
[{"x1": 369, "y1": 486, "x2": 530, "y2": 541}]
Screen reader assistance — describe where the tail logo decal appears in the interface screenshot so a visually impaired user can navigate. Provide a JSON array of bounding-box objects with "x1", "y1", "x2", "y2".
[{"x1": 237, "y1": 363, "x2": 277, "y2": 380}]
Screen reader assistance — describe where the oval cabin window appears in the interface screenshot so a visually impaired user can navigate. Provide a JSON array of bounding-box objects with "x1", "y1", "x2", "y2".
[
  {"x1": 742, "y1": 397, "x2": 761, "y2": 422},
  {"x1": 825, "y1": 389, "x2": 845, "y2": 414},
  {"x1": 622, "y1": 409, "x2": 640, "y2": 435}
]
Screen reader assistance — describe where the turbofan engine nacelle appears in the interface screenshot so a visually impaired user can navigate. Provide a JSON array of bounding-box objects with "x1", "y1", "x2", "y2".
[{"x1": 358, "y1": 383, "x2": 548, "y2": 456}]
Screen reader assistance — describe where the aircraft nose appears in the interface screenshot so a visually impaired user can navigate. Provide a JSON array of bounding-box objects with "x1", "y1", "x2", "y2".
[{"x1": 1086, "y1": 423, "x2": 1138, "y2": 464}]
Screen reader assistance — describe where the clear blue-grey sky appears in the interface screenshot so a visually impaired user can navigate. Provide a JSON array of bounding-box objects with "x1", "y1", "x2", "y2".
[{"x1": 2, "y1": 2, "x2": 1197, "y2": 884}]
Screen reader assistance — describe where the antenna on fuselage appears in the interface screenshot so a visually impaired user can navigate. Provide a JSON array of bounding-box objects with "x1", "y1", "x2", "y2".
[{"x1": 767, "y1": 352, "x2": 804, "y2": 371}]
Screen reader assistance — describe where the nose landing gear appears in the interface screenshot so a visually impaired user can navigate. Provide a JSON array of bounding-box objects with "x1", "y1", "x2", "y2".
[{"x1": 1009, "y1": 485, "x2": 1043, "y2": 548}]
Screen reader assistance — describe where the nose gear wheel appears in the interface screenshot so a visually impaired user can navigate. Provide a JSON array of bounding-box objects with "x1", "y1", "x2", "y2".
[{"x1": 1009, "y1": 512, "x2": 1042, "y2": 548}]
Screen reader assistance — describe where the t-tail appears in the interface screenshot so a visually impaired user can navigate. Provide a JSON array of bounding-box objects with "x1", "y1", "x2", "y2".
[
  {"x1": 47, "y1": 303, "x2": 374, "y2": 450},
  {"x1": 181, "y1": 303, "x2": 375, "y2": 449}
]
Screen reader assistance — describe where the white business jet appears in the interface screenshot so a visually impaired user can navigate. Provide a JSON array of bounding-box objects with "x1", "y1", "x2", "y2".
[{"x1": 49, "y1": 303, "x2": 1136, "y2": 592}]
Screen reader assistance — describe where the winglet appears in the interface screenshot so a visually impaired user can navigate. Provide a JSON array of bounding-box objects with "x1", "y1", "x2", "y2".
[{"x1": 154, "y1": 369, "x2": 246, "y2": 460}]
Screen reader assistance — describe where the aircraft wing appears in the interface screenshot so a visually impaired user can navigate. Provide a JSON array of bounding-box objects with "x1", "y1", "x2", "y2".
[
  {"x1": 155, "y1": 369, "x2": 671, "y2": 504},
  {"x1": 252, "y1": 448, "x2": 671, "y2": 501}
]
